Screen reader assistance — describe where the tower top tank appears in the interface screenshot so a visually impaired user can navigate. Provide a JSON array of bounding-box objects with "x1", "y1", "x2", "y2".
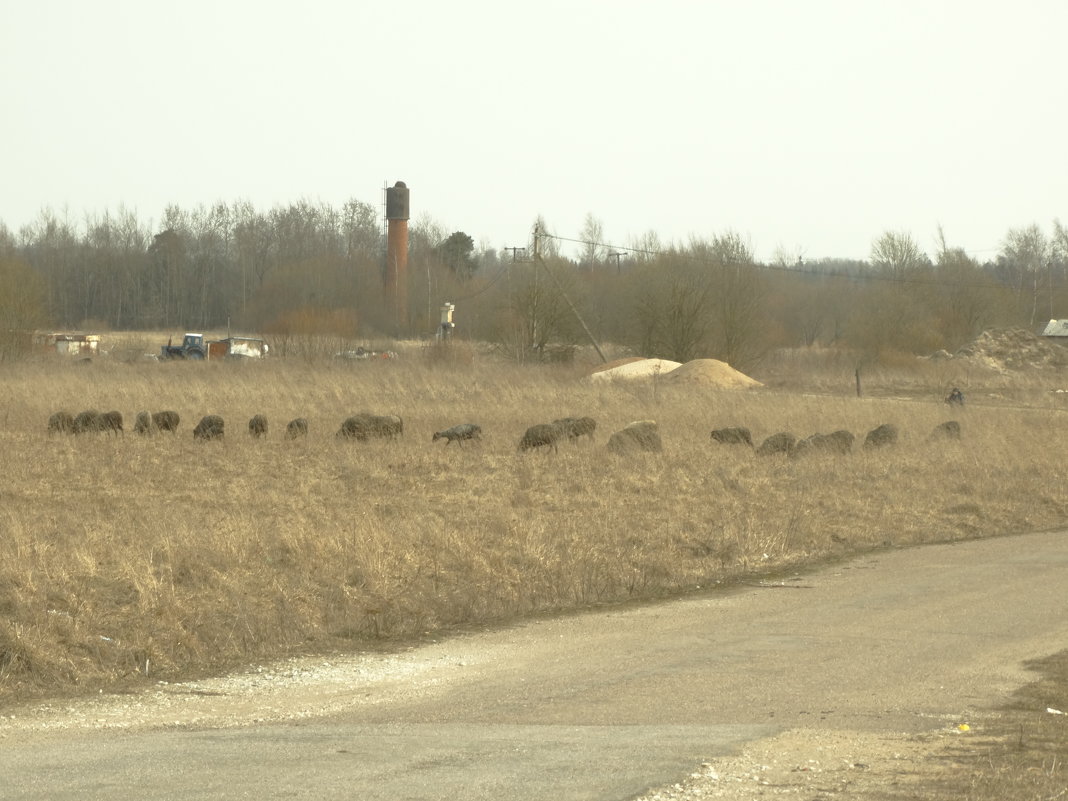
[{"x1": 385, "y1": 181, "x2": 409, "y2": 220}]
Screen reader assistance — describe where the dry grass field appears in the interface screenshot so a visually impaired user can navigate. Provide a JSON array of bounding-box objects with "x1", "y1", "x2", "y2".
[{"x1": 2, "y1": 343, "x2": 1068, "y2": 717}]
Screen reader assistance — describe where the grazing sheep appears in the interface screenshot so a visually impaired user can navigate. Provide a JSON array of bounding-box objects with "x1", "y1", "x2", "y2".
[
  {"x1": 47, "y1": 411, "x2": 75, "y2": 436},
  {"x1": 930, "y1": 420, "x2": 962, "y2": 440},
  {"x1": 791, "y1": 430, "x2": 854, "y2": 458},
  {"x1": 823, "y1": 429, "x2": 855, "y2": 453},
  {"x1": 100, "y1": 410, "x2": 124, "y2": 436},
  {"x1": 193, "y1": 415, "x2": 225, "y2": 440},
  {"x1": 553, "y1": 416, "x2": 597, "y2": 443},
  {"x1": 606, "y1": 420, "x2": 663, "y2": 454},
  {"x1": 756, "y1": 431, "x2": 797, "y2": 456},
  {"x1": 863, "y1": 423, "x2": 899, "y2": 450},
  {"x1": 710, "y1": 427, "x2": 753, "y2": 447},
  {"x1": 518, "y1": 423, "x2": 565, "y2": 453},
  {"x1": 336, "y1": 412, "x2": 404, "y2": 441},
  {"x1": 73, "y1": 410, "x2": 102, "y2": 435},
  {"x1": 285, "y1": 418, "x2": 309, "y2": 439},
  {"x1": 433, "y1": 423, "x2": 482, "y2": 446},
  {"x1": 248, "y1": 414, "x2": 268, "y2": 438},
  {"x1": 336, "y1": 416, "x2": 362, "y2": 440},
  {"x1": 376, "y1": 414, "x2": 404, "y2": 439},
  {"x1": 152, "y1": 410, "x2": 180, "y2": 433},
  {"x1": 133, "y1": 411, "x2": 156, "y2": 435}
]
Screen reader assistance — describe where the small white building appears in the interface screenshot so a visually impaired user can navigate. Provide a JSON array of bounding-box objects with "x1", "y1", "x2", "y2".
[{"x1": 1041, "y1": 319, "x2": 1068, "y2": 340}]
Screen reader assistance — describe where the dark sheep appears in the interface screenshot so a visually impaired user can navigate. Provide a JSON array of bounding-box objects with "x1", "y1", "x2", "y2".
[
  {"x1": 336, "y1": 412, "x2": 403, "y2": 441},
  {"x1": 73, "y1": 410, "x2": 102, "y2": 435},
  {"x1": 863, "y1": 423, "x2": 899, "y2": 449},
  {"x1": 285, "y1": 418, "x2": 309, "y2": 440},
  {"x1": 552, "y1": 416, "x2": 597, "y2": 443},
  {"x1": 824, "y1": 429, "x2": 855, "y2": 453},
  {"x1": 790, "y1": 430, "x2": 854, "y2": 458},
  {"x1": 133, "y1": 411, "x2": 156, "y2": 435},
  {"x1": 248, "y1": 414, "x2": 268, "y2": 438},
  {"x1": 756, "y1": 432, "x2": 797, "y2": 456},
  {"x1": 47, "y1": 411, "x2": 75, "y2": 436},
  {"x1": 433, "y1": 423, "x2": 482, "y2": 446},
  {"x1": 336, "y1": 416, "x2": 363, "y2": 440},
  {"x1": 945, "y1": 387, "x2": 965, "y2": 406},
  {"x1": 100, "y1": 410, "x2": 124, "y2": 437},
  {"x1": 790, "y1": 435, "x2": 818, "y2": 459},
  {"x1": 710, "y1": 427, "x2": 753, "y2": 447},
  {"x1": 518, "y1": 423, "x2": 565, "y2": 453},
  {"x1": 606, "y1": 420, "x2": 663, "y2": 454},
  {"x1": 930, "y1": 420, "x2": 962, "y2": 440},
  {"x1": 152, "y1": 410, "x2": 180, "y2": 434},
  {"x1": 376, "y1": 414, "x2": 404, "y2": 439},
  {"x1": 193, "y1": 415, "x2": 225, "y2": 440}
]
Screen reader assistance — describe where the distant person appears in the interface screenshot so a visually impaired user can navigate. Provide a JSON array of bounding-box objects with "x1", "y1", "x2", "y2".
[{"x1": 945, "y1": 387, "x2": 964, "y2": 406}]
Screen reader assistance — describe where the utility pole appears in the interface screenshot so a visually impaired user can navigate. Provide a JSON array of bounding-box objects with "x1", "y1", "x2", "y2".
[
  {"x1": 532, "y1": 226, "x2": 608, "y2": 364},
  {"x1": 607, "y1": 251, "x2": 626, "y2": 273}
]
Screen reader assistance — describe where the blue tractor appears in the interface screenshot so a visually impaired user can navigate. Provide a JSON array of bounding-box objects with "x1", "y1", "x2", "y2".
[{"x1": 161, "y1": 333, "x2": 207, "y2": 360}]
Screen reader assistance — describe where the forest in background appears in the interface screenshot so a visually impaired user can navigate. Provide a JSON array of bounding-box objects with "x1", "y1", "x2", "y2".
[{"x1": 2, "y1": 199, "x2": 1068, "y2": 369}]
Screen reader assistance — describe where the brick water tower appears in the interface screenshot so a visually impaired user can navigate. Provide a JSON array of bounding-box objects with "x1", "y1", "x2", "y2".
[{"x1": 384, "y1": 181, "x2": 410, "y2": 331}]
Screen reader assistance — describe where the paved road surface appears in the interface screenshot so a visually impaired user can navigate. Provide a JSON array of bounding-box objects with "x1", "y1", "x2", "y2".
[{"x1": 4, "y1": 531, "x2": 1067, "y2": 800}]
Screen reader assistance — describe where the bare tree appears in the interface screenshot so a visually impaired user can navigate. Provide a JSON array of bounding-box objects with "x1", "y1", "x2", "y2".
[
  {"x1": 0, "y1": 253, "x2": 48, "y2": 359},
  {"x1": 19, "y1": 209, "x2": 80, "y2": 327},
  {"x1": 695, "y1": 232, "x2": 768, "y2": 370},
  {"x1": 626, "y1": 229, "x2": 662, "y2": 264},
  {"x1": 578, "y1": 212, "x2": 605, "y2": 268},
  {"x1": 1000, "y1": 224, "x2": 1049, "y2": 326},
  {"x1": 870, "y1": 230, "x2": 927, "y2": 278}
]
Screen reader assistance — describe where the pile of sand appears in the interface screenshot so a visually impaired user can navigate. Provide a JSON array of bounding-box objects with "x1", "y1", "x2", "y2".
[
  {"x1": 586, "y1": 356, "x2": 648, "y2": 375},
  {"x1": 583, "y1": 356, "x2": 761, "y2": 389},
  {"x1": 585, "y1": 358, "x2": 682, "y2": 382},
  {"x1": 662, "y1": 358, "x2": 762, "y2": 389},
  {"x1": 952, "y1": 328, "x2": 1068, "y2": 372}
]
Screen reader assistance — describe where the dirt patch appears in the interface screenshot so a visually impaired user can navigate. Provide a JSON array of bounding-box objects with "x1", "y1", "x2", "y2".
[
  {"x1": 952, "y1": 327, "x2": 1068, "y2": 372},
  {"x1": 662, "y1": 359, "x2": 763, "y2": 389}
]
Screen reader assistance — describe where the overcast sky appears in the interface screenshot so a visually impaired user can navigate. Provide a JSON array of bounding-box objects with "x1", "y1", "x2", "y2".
[{"x1": 3, "y1": 0, "x2": 1066, "y2": 262}]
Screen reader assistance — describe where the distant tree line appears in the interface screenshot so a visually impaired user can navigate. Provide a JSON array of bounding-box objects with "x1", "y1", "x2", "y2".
[{"x1": 2, "y1": 202, "x2": 1068, "y2": 368}]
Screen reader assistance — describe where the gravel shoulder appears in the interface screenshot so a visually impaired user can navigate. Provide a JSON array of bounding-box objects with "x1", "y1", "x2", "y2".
[{"x1": 634, "y1": 726, "x2": 979, "y2": 799}]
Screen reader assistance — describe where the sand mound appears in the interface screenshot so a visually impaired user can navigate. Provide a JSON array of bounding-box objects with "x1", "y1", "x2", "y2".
[
  {"x1": 662, "y1": 359, "x2": 762, "y2": 389},
  {"x1": 953, "y1": 328, "x2": 1068, "y2": 372},
  {"x1": 585, "y1": 358, "x2": 682, "y2": 382},
  {"x1": 586, "y1": 356, "x2": 648, "y2": 376}
]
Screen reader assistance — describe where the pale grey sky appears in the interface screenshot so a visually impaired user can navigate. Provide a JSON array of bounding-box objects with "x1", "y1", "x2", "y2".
[{"x1": 3, "y1": 0, "x2": 1066, "y2": 262}]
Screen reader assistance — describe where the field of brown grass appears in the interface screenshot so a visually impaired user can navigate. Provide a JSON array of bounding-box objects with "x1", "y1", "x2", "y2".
[{"x1": 3, "y1": 347, "x2": 1068, "y2": 709}]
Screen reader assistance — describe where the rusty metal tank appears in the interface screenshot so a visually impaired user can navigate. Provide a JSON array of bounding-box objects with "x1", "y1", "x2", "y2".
[{"x1": 385, "y1": 181, "x2": 409, "y2": 220}]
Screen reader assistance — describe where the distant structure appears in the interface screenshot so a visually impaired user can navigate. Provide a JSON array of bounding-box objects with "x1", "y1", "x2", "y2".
[
  {"x1": 384, "y1": 181, "x2": 410, "y2": 332},
  {"x1": 1041, "y1": 319, "x2": 1068, "y2": 342},
  {"x1": 439, "y1": 302, "x2": 455, "y2": 341},
  {"x1": 35, "y1": 332, "x2": 100, "y2": 357}
]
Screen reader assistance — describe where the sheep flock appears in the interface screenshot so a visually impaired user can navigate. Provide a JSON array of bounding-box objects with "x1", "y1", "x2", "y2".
[{"x1": 44, "y1": 409, "x2": 961, "y2": 455}]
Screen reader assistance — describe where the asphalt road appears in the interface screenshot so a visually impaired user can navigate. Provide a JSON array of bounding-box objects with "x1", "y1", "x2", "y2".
[{"x1": 4, "y1": 531, "x2": 1068, "y2": 800}]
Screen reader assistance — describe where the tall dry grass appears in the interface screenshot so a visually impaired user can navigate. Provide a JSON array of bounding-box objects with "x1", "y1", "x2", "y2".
[{"x1": 2, "y1": 353, "x2": 1068, "y2": 703}]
